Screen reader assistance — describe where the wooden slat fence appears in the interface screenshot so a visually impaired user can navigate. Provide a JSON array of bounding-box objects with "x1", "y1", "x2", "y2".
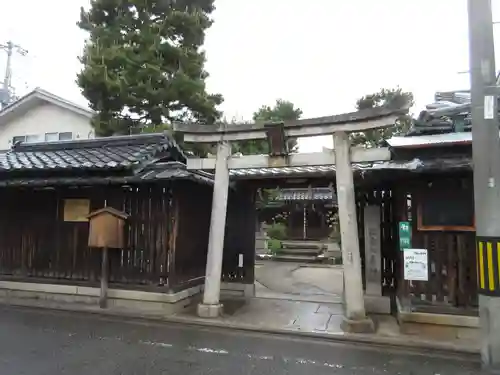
[{"x1": 0, "y1": 182, "x2": 212, "y2": 290}]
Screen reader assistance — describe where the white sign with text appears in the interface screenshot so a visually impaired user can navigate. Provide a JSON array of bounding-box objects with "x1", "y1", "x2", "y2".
[{"x1": 404, "y1": 249, "x2": 428, "y2": 281}]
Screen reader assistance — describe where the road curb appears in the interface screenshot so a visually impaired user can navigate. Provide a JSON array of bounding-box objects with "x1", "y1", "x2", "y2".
[
  {"x1": 160, "y1": 316, "x2": 480, "y2": 358},
  {"x1": 0, "y1": 299, "x2": 480, "y2": 359}
]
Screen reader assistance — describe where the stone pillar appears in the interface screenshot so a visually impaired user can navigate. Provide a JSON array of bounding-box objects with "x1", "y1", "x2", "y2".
[
  {"x1": 363, "y1": 205, "x2": 391, "y2": 314},
  {"x1": 333, "y1": 131, "x2": 374, "y2": 333},
  {"x1": 255, "y1": 222, "x2": 269, "y2": 256},
  {"x1": 197, "y1": 141, "x2": 231, "y2": 318},
  {"x1": 364, "y1": 205, "x2": 382, "y2": 296}
]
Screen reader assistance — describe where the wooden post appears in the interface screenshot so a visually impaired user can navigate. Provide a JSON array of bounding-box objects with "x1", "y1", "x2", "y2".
[
  {"x1": 87, "y1": 207, "x2": 129, "y2": 309},
  {"x1": 99, "y1": 247, "x2": 109, "y2": 309},
  {"x1": 334, "y1": 131, "x2": 374, "y2": 333}
]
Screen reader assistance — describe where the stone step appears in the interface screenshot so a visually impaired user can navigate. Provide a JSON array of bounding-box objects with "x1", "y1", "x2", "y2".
[
  {"x1": 276, "y1": 247, "x2": 323, "y2": 256},
  {"x1": 281, "y1": 240, "x2": 325, "y2": 250},
  {"x1": 272, "y1": 254, "x2": 324, "y2": 263}
]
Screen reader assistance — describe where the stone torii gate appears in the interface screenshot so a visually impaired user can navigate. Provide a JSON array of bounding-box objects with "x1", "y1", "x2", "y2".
[{"x1": 174, "y1": 105, "x2": 407, "y2": 333}]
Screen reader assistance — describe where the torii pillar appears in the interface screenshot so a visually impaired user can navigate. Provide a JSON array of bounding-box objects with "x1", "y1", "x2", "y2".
[
  {"x1": 334, "y1": 131, "x2": 374, "y2": 332},
  {"x1": 197, "y1": 141, "x2": 231, "y2": 317}
]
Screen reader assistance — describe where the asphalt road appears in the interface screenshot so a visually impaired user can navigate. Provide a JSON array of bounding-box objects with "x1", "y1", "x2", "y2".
[{"x1": 0, "y1": 305, "x2": 483, "y2": 375}]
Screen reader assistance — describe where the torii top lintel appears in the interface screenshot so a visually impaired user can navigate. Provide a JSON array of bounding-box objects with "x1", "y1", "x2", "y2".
[{"x1": 173, "y1": 105, "x2": 409, "y2": 143}]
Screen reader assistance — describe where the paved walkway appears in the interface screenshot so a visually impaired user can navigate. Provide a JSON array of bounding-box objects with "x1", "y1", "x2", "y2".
[
  {"x1": 254, "y1": 261, "x2": 343, "y2": 303},
  {"x1": 171, "y1": 296, "x2": 479, "y2": 354},
  {"x1": 181, "y1": 298, "x2": 346, "y2": 333}
]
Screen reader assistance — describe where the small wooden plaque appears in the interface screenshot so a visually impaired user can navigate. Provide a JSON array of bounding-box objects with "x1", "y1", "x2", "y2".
[{"x1": 64, "y1": 199, "x2": 90, "y2": 222}]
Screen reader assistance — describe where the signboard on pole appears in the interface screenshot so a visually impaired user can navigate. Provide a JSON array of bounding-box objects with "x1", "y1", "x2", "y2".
[
  {"x1": 399, "y1": 221, "x2": 412, "y2": 251},
  {"x1": 403, "y1": 249, "x2": 428, "y2": 281}
]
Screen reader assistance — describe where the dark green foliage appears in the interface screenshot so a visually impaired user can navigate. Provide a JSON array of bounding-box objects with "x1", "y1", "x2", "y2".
[
  {"x1": 267, "y1": 222, "x2": 287, "y2": 241},
  {"x1": 232, "y1": 99, "x2": 303, "y2": 155},
  {"x1": 350, "y1": 87, "x2": 414, "y2": 147},
  {"x1": 77, "y1": 0, "x2": 223, "y2": 137},
  {"x1": 267, "y1": 238, "x2": 282, "y2": 254}
]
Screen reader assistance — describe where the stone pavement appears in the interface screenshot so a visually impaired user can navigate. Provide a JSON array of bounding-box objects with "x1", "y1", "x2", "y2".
[
  {"x1": 172, "y1": 296, "x2": 479, "y2": 355},
  {"x1": 180, "y1": 297, "x2": 346, "y2": 333},
  {"x1": 254, "y1": 261, "x2": 343, "y2": 302},
  {"x1": 255, "y1": 281, "x2": 342, "y2": 303}
]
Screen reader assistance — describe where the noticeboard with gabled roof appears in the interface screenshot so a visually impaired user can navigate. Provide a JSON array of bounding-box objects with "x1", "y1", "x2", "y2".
[{"x1": 87, "y1": 207, "x2": 129, "y2": 249}]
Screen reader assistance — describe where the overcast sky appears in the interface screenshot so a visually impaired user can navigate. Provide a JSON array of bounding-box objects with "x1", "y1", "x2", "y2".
[{"x1": 1, "y1": 0, "x2": 499, "y2": 151}]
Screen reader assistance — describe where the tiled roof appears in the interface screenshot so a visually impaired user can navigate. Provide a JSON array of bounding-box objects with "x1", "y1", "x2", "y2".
[
  {"x1": 229, "y1": 165, "x2": 336, "y2": 178},
  {"x1": 0, "y1": 133, "x2": 186, "y2": 172},
  {"x1": 226, "y1": 157, "x2": 469, "y2": 179},
  {"x1": 0, "y1": 162, "x2": 214, "y2": 187}
]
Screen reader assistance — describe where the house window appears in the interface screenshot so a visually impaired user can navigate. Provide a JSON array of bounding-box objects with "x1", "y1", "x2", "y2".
[
  {"x1": 12, "y1": 132, "x2": 74, "y2": 145},
  {"x1": 44, "y1": 133, "x2": 59, "y2": 142},
  {"x1": 44, "y1": 132, "x2": 73, "y2": 142},
  {"x1": 26, "y1": 135, "x2": 41, "y2": 143},
  {"x1": 12, "y1": 134, "x2": 41, "y2": 144},
  {"x1": 12, "y1": 136, "x2": 25, "y2": 144},
  {"x1": 59, "y1": 132, "x2": 73, "y2": 141}
]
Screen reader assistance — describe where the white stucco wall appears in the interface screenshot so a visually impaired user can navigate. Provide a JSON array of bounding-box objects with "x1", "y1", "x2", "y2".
[{"x1": 0, "y1": 103, "x2": 94, "y2": 150}]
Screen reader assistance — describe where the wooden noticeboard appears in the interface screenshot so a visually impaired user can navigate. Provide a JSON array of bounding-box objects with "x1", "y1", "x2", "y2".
[
  {"x1": 63, "y1": 199, "x2": 90, "y2": 222},
  {"x1": 86, "y1": 207, "x2": 129, "y2": 309},
  {"x1": 87, "y1": 207, "x2": 128, "y2": 249}
]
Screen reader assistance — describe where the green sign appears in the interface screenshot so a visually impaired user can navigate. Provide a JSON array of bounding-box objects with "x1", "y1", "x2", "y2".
[{"x1": 399, "y1": 221, "x2": 411, "y2": 251}]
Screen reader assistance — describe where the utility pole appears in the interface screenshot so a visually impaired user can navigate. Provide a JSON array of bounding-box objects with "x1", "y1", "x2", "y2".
[
  {"x1": 0, "y1": 40, "x2": 28, "y2": 109},
  {"x1": 467, "y1": 0, "x2": 500, "y2": 371}
]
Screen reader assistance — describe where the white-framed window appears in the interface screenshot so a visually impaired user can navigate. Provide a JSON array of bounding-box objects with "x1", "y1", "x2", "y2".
[
  {"x1": 26, "y1": 135, "x2": 41, "y2": 143},
  {"x1": 44, "y1": 132, "x2": 59, "y2": 142},
  {"x1": 44, "y1": 132, "x2": 73, "y2": 142},
  {"x1": 12, "y1": 134, "x2": 42, "y2": 144},
  {"x1": 59, "y1": 132, "x2": 73, "y2": 141},
  {"x1": 12, "y1": 135, "x2": 26, "y2": 144}
]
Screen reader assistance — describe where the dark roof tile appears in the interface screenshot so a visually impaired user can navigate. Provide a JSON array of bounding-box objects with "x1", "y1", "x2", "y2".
[
  {"x1": 0, "y1": 162, "x2": 215, "y2": 187},
  {"x1": 0, "y1": 133, "x2": 185, "y2": 172}
]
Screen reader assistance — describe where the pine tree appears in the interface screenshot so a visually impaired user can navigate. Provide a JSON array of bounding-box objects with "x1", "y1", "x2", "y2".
[
  {"x1": 350, "y1": 87, "x2": 414, "y2": 147},
  {"x1": 77, "y1": 0, "x2": 223, "y2": 136},
  {"x1": 232, "y1": 99, "x2": 302, "y2": 155}
]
